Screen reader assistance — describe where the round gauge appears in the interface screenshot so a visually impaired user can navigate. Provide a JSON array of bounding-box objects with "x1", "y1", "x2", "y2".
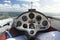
[
  {"x1": 22, "y1": 16, "x2": 28, "y2": 21},
  {"x1": 36, "y1": 15, "x2": 41, "y2": 21},
  {"x1": 23, "y1": 24, "x2": 27, "y2": 28},
  {"x1": 29, "y1": 12, "x2": 35, "y2": 19},
  {"x1": 29, "y1": 24, "x2": 35, "y2": 29},
  {"x1": 42, "y1": 20, "x2": 48, "y2": 26},
  {"x1": 30, "y1": 30, "x2": 34, "y2": 34},
  {"x1": 16, "y1": 21, "x2": 22, "y2": 27}
]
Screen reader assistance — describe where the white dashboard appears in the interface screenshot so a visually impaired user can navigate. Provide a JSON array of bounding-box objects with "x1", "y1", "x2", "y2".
[{"x1": 13, "y1": 9, "x2": 50, "y2": 36}]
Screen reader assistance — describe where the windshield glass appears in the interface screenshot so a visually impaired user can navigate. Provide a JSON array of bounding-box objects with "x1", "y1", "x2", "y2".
[{"x1": 0, "y1": 0, "x2": 60, "y2": 19}]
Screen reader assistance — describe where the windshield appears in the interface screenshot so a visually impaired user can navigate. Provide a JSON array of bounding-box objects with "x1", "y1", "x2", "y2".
[{"x1": 0, "y1": 0, "x2": 60, "y2": 19}]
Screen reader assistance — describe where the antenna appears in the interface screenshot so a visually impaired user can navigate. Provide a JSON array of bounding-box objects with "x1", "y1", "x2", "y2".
[
  {"x1": 31, "y1": 1, "x2": 33, "y2": 9},
  {"x1": 29, "y1": 1, "x2": 36, "y2": 12}
]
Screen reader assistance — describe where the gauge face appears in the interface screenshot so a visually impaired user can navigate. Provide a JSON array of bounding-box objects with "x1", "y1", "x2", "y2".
[
  {"x1": 16, "y1": 21, "x2": 22, "y2": 27},
  {"x1": 29, "y1": 24, "x2": 35, "y2": 29},
  {"x1": 30, "y1": 30, "x2": 34, "y2": 34},
  {"x1": 29, "y1": 12, "x2": 35, "y2": 19},
  {"x1": 22, "y1": 16, "x2": 28, "y2": 21},
  {"x1": 36, "y1": 15, "x2": 42, "y2": 21},
  {"x1": 42, "y1": 20, "x2": 48, "y2": 26},
  {"x1": 23, "y1": 24, "x2": 27, "y2": 28}
]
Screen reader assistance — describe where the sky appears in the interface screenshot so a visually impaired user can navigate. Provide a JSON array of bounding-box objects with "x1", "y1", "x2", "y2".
[{"x1": 0, "y1": 0, "x2": 60, "y2": 13}]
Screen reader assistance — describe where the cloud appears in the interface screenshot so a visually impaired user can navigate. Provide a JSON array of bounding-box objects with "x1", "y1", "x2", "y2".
[
  {"x1": 4, "y1": 0, "x2": 11, "y2": 3},
  {"x1": 41, "y1": 0, "x2": 60, "y2": 13},
  {"x1": 12, "y1": 4, "x2": 21, "y2": 11},
  {"x1": 17, "y1": 0, "x2": 41, "y2": 11},
  {"x1": 53, "y1": 0, "x2": 60, "y2": 3},
  {"x1": 0, "y1": 0, "x2": 30, "y2": 12},
  {"x1": 0, "y1": 0, "x2": 60, "y2": 13},
  {"x1": 17, "y1": 0, "x2": 40, "y2": 2},
  {"x1": 42, "y1": 5, "x2": 60, "y2": 13},
  {"x1": 0, "y1": 4, "x2": 19, "y2": 12},
  {"x1": 0, "y1": 3, "x2": 30, "y2": 12},
  {"x1": 0, "y1": 0, "x2": 22, "y2": 12},
  {"x1": 0, "y1": 0, "x2": 41, "y2": 12},
  {"x1": 32, "y1": 2, "x2": 41, "y2": 11}
]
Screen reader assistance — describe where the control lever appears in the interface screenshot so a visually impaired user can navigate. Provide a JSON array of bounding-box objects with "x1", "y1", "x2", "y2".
[
  {"x1": 3, "y1": 22, "x2": 10, "y2": 26},
  {"x1": 0, "y1": 22, "x2": 12, "y2": 36}
]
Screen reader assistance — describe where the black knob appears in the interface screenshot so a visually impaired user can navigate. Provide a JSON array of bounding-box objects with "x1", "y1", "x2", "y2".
[{"x1": 23, "y1": 24, "x2": 27, "y2": 28}]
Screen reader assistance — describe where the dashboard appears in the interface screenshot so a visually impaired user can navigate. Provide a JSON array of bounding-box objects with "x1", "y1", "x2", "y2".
[{"x1": 13, "y1": 9, "x2": 50, "y2": 36}]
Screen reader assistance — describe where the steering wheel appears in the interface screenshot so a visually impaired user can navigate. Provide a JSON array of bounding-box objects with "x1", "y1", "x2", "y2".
[{"x1": 12, "y1": 9, "x2": 50, "y2": 36}]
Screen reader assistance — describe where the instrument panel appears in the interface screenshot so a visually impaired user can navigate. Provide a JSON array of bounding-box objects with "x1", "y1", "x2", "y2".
[{"x1": 13, "y1": 9, "x2": 50, "y2": 36}]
